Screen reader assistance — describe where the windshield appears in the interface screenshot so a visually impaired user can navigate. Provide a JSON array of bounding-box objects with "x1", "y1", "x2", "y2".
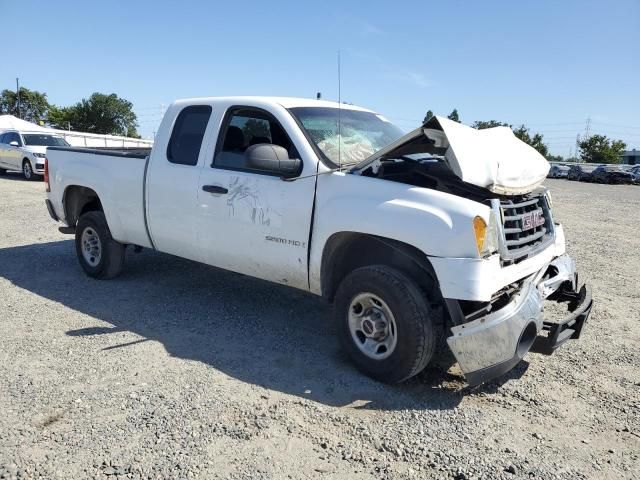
[
  {"x1": 289, "y1": 107, "x2": 404, "y2": 166},
  {"x1": 22, "y1": 134, "x2": 70, "y2": 147}
]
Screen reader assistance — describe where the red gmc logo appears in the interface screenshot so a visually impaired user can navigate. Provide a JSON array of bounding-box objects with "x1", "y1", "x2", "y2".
[{"x1": 522, "y1": 211, "x2": 545, "y2": 231}]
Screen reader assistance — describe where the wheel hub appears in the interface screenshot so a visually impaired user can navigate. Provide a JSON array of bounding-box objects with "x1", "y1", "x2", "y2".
[
  {"x1": 348, "y1": 293, "x2": 397, "y2": 360},
  {"x1": 361, "y1": 311, "x2": 388, "y2": 340},
  {"x1": 80, "y1": 227, "x2": 102, "y2": 267}
]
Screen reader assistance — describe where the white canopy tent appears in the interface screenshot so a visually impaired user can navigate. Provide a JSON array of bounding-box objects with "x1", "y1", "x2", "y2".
[
  {"x1": 0, "y1": 115, "x2": 50, "y2": 132},
  {"x1": 0, "y1": 115, "x2": 153, "y2": 148}
]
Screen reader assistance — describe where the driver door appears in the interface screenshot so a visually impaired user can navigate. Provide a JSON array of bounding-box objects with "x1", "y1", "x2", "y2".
[{"x1": 196, "y1": 106, "x2": 316, "y2": 290}]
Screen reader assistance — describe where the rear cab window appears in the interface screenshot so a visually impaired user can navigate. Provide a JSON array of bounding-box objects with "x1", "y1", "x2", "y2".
[{"x1": 167, "y1": 105, "x2": 212, "y2": 166}]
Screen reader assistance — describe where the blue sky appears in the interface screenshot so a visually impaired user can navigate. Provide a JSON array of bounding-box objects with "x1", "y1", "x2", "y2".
[{"x1": 2, "y1": 0, "x2": 638, "y2": 155}]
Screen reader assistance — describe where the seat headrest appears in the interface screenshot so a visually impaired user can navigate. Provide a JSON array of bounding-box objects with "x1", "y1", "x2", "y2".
[{"x1": 224, "y1": 126, "x2": 245, "y2": 151}]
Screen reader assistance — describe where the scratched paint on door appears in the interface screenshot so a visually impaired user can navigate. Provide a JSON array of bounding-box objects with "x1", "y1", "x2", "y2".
[{"x1": 227, "y1": 176, "x2": 282, "y2": 227}]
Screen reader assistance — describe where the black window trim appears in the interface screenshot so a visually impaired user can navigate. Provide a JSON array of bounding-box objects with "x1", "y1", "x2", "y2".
[
  {"x1": 166, "y1": 104, "x2": 213, "y2": 167},
  {"x1": 212, "y1": 105, "x2": 303, "y2": 177}
]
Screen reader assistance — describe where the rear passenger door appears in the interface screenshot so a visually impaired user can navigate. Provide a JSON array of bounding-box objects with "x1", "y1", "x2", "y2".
[{"x1": 146, "y1": 105, "x2": 213, "y2": 261}]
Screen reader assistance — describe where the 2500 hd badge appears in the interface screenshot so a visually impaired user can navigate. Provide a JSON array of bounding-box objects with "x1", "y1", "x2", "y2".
[{"x1": 265, "y1": 235, "x2": 307, "y2": 248}]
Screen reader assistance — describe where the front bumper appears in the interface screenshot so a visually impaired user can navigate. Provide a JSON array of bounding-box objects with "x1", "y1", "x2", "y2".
[{"x1": 446, "y1": 254, "x2": 593, "y2": 386}]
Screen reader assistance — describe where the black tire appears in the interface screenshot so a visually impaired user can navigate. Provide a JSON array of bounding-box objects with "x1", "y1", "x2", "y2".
[
  {"x1": 0, "y1": 168, "x2": 6, "y2": 175},
  {"x1": 22, "y1": 159, "x2": 36, "y2": 181},
  {"x1": 75, "y1": 211, "x2": 125, "y2": 279},
  {"x1": 334, "y1": 265, "x2": 440, "y2": 383}
]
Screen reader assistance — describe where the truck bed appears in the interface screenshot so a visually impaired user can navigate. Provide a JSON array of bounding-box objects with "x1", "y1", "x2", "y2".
[{"x1": 46, "y1": 146, "x2": 153, "y2": 249}]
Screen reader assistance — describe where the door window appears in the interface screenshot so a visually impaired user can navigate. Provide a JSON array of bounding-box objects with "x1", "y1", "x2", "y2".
[
  {"x1": 214, "y1": 108, "x2": 298, "y2": 173},
  {"x1": 8, "y1": 132, "x2": 22, "y2": 146},
  {"x1": 166, "y1": 105, "x2": 212, "y2": 166}
]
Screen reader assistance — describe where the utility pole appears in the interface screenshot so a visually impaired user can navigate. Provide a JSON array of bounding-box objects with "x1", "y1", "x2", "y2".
[
  {"x1": 16, "y1": 77, "x2": 21, "y2": 119},
  {"x1": 584, "y1": 116, "x2": 591, "y2": 140},
  {"x1": 575, "y1": 134, "x2": 581, "y2": 162}
]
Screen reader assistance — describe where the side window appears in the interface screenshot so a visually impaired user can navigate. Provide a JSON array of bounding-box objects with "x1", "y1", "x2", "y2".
[
  {"x1": 166, "y1": 105, "x2": 212, "y2": 166},
  {"x1": 214, "y1": 108, "x2": 297, "y2": 172},
  {"x1": 0, "y1": 133, "x2": 5, "y2": 144},
  {"x1": 8, "y1": 133, "x2": 20, "y2": 145}
]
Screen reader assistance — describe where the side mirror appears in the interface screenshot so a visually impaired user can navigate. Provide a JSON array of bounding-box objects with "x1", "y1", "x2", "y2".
[
  {"x1": 9, "y1": 141, "x2": 19, "y2": 147},
  {"x1": 245, "y1": 144, "x2": 301, "y2": 179}
]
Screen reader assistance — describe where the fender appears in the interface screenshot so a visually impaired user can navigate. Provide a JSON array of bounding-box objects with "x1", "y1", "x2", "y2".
[{"x1": 308, "y1": 172, "x2": 489, "y2": 295}]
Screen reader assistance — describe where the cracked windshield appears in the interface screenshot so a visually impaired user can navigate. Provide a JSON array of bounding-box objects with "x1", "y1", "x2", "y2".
[{"x1": 289, "y1": 107, "x2": 404, "y2": 166}]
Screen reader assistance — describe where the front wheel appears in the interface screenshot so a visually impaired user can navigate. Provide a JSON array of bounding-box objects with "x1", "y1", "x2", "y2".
[
  {"x1": 75, "y1": 211, "x2": 125, "y2": 279},
  {"x1": 22, "y1": 160, "x2": 35, "y2": 180},
  {"x1": 334, "y1": 265, "x2": 440, "y2": 383}
]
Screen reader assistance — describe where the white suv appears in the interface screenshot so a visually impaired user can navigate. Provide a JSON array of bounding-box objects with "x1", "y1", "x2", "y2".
[{"x1": 0, "y1": 130, "x2": 69, "y2": 180}]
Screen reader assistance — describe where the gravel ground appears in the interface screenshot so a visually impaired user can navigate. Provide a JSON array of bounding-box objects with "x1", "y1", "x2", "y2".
[{"x1": 0, "y1": 173, "x2": 638, "y2": 480}]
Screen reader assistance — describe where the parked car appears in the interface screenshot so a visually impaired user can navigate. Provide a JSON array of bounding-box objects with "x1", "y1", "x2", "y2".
[
  {"x1": 567, "y1": 164, "x2": 598, "y2": 182},
  {"x1": 548, "y1": 165, "x2": 570, "y2": 178},
  {"x1": 629, "y1": 165, "x2": 640, "y2": 184},
  {"x1": 44, "y1": 96, "x2": 592, "y2": 386},
  {"x1": 591, "y1": 165, "x2": 634, "y2": 184},
  {"x1": 0, "y1": 130, "x2": 70, "y2": 180}
]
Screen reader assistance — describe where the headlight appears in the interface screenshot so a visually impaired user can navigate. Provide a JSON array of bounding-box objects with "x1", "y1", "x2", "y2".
[
  {"x1": 545, "y1": 190, "x2": 553, "y2": 209},
  {"x1": 473, "y1": 212, "x2": 499, "y2": 257},
  {"x1": 33, "y1": 152, "x2": 46, "y2": 158}
]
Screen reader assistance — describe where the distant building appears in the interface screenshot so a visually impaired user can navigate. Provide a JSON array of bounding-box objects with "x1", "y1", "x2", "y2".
[{"x1": 621, "y1": 149, "x2": 639, "y2": 165}]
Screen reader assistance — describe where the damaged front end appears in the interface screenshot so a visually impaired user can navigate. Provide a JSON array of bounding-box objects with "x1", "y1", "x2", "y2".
[{"x1": 446, "y1": 254, "x2": 593, "y2": 387}]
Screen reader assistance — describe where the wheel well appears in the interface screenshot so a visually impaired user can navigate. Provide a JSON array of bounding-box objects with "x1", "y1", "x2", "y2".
[
  {"x1": 63, "y1": 186, "x2": 103, "y2": 226},
  {"x1": 321, "y1": 232, "x2": 440, "y2": 302},
  {"x1": 23, "y1": 157, "x2": 31, "y2": 165}
]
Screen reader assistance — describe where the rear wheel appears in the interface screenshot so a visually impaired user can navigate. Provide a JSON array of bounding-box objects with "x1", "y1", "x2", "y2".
[
  {"x1": 75, "y1": 211, "x2": 125, "y2": 279},
  {"x1": 334, "y1": 265, "x2": 440, "y2": 383}
]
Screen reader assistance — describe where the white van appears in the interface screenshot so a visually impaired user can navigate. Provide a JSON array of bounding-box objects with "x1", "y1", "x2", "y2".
[{"x1": 0, "y1": 130, "x2": 69, "y2": 180}]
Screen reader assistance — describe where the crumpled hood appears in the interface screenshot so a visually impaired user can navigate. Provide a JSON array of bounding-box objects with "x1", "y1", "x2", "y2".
[{"x1": 352, "y1": 116, "x2": 550, "y2": 195}]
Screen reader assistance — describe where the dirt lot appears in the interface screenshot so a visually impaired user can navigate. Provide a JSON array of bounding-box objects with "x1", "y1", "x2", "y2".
[{"x1": 0, "y1": 173, "x2": 638, "y2": 480}]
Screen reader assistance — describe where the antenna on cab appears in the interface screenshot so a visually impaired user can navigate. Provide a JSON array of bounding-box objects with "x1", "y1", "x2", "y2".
[{"x1": 338, "y1": 50, "x2": 342, "y2": 169}]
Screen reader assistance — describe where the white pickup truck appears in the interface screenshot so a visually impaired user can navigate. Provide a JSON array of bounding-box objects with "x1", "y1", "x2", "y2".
[{"x1": 45, "y1": 96, "x2": 593, "y2": 386}]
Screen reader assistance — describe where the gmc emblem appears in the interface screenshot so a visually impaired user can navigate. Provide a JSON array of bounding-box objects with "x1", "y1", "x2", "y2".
[{"x1": 522, "y1": 211, "x2": 545, "y2": 231}]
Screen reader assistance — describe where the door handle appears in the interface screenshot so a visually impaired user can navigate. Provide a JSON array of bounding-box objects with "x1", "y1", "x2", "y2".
[{"x1": 202, "y1": 185, "x2": 228, "y2": 194}]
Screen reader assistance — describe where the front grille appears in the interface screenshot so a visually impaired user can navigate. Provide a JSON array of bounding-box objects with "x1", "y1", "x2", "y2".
[{"x1": 497, "y1": 194, "x2": 554, "y2": 264}]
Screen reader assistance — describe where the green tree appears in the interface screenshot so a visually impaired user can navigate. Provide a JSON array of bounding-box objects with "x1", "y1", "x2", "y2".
[
  {"x1": 546, "y1": 154, "x2": 564, "y2": 163},
  {"x1": 447, "y1": 109, "x2": 460, "y2": 122},
  {"x1": 0, "y1": 87, "x2": 51, "y2": 124},
  {"x1": 47, "y1": 105, "x2": 73, "y2": 130},
  {"x1": 53, "y1": 93, "x2": 139, "y2": 137},
  {"x1": 472, "y1": 120, "x2": 509, "y2": 129},
  {"x1": 512, "y1": 125, "x2": 548, "y2": 157},
  {"x1": 578, "y1": 135, "x2": 626, "y2": 164},
  {"x1": 423, "y1": 110, "x2": 434, "y2": 123}
]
